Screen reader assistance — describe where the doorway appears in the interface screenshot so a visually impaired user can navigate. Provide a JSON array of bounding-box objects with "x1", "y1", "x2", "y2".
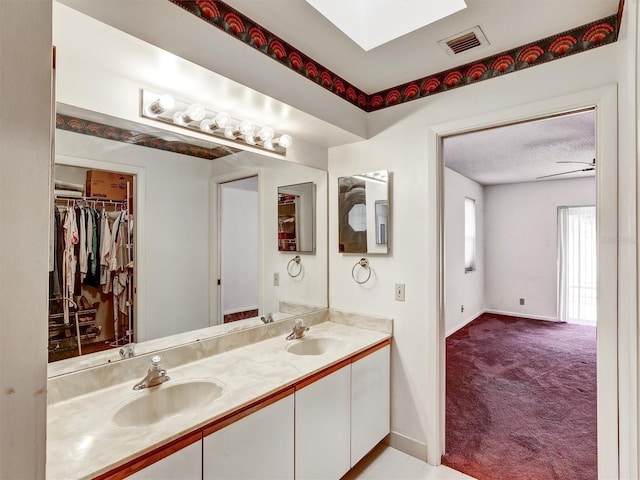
[
  {"x1": 430, "y1": 86, "x2": 619, "y2": 479},
  {"x1": 218, "y1": 176, "x2": 260, "y2": 323}
]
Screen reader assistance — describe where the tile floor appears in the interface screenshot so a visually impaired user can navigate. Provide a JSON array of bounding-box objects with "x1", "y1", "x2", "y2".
[{"x1": 342, "y1": 444, "x2": 476, "y2": 480}]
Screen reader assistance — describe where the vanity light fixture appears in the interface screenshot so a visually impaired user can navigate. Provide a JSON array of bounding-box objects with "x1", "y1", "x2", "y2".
[{"x1": 141, "y1": 89, "x2": 293, "y2": 155}]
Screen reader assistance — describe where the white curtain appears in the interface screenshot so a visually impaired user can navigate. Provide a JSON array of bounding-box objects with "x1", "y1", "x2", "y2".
[
  {"x1": 557, "y1": 206, "x2": 597, "y2": 325},
  {"x1": 464, "y1": 197, "x2": 476, "y2": 272}
]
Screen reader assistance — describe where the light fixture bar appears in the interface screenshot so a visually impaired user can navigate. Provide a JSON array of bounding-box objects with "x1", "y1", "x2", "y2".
[{"x1": 140, "y1": 89, "x2": 292, "y2": 155}]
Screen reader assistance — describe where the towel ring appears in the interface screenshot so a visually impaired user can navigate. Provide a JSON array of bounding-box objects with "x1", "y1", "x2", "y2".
[
  {"x1": 351, "y1": 258, "x2": 372, "y2": 284},
  {"x1": 287, "y1": 255, "x2": 302, "y2": 278}
]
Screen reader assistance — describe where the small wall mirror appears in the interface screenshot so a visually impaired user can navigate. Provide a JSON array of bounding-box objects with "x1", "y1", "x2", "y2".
[
  {"x1": 278, "y1": 182, "x2": 316, "y2": 253},
  {"x1": 338, "y1": 170, "x2": 390, "y2": 254}
]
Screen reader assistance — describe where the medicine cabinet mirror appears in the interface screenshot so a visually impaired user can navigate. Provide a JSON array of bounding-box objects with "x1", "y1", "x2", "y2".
[
  {"x1": 278, "y1": 182, "x2": 316, "y2": 253},
  {"x1": 338, "y1": 170, "x2": 390, "y2": 254}
]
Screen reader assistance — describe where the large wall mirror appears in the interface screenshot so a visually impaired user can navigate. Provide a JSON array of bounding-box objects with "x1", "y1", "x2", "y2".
[
  {"x1": 338, "y1": 170, "x2": 390, "y2": 254},
  {"x1": 48, "y1": 2, "x2": 330, "y2": 376},
  {"x1": 49, "y1": 107, "x2": 328, "y2": 375}
]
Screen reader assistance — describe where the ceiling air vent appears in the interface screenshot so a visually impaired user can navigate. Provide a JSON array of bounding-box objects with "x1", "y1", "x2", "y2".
[{"x1": 438, "y1": 26, "x2": 489, "y2": 58}]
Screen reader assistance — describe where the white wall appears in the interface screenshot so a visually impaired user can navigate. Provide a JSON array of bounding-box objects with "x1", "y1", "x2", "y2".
[
  {"x1": 0, "y1": 1, "x2": 51, "y2": 478},
  {"x1": 484, "y1": 177, "x2": 595, "y2": 320},
  {"x1": 444, "y1": 168, "x2": 484, "y2": 335},
  {"x1": 330, "y1": 44, "x2": 619, "y2": 463},
  {"x1": 56, "y1": 131, "x2": 213, "y2": 341},
  {"x1": 221, "y1": 179, "x2": 259, "y2": 315}
]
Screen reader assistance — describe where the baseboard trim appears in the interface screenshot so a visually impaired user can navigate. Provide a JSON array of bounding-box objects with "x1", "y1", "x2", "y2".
[
  {"x1": 384, "y1": 432, "x2": 428, "y2": 462},
  {"x1": 484, "y1": 309, "x2": 558, "y2": 322},
  {"x1": 446, "y1": 309, "x2": 485, "y2": 337}
]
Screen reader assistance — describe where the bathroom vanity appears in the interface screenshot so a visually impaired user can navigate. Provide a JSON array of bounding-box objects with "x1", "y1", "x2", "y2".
[{"x1": 46, "y1": 312, "x2": 392, "y2": 479}]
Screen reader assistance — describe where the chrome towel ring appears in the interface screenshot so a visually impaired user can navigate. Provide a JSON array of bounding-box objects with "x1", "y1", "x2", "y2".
[
  {"x1": 287, "y1": 255, "x2": 302, "y2": 278},
  {"x1": 351, "y1": 258, "x2": 372, "y2": 284}
]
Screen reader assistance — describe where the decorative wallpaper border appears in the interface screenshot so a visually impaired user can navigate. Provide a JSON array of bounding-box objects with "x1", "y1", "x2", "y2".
[
  {"x1": 170, "y1": 0, "x2": 620, "y2": 112},
  {"x1": 56, "y1": 113, "x2": 238, "y2": 160},
  {"x1": 368, "y1": 15, "x2": 618, "y2": 111}
]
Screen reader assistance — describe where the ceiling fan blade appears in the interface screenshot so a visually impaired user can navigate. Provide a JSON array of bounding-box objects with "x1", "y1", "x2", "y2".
[
  {"x1": 556, "y1": 161, "x2": 594, "y2": 165},
  {"x1": 536, "y1": 167, "x2": 595, "y2": 180}
]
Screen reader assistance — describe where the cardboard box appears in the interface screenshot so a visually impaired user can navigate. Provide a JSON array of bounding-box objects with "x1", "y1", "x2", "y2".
[{"x1": 85, "y1": 170, "x2": 133, "y2": 201}]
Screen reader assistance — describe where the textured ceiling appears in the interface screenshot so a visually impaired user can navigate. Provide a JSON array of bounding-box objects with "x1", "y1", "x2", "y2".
[{"x1": 443, "y1": 109, "x2": 596, "y2": 186}]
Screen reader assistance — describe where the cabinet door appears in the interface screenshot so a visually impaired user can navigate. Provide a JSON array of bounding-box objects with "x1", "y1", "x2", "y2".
[
  {"x1": 203, "y1": 393, "x2": 294, "y2": 479},
  {"x1": 295, "y1": 365, "x2": 351, "y2": 480},
  {"x1": 128, "y1": 439, "x2": 202, "y2": 480},
  {"x1": 351, "y1": 345, "x2": 391, "y2": 466}
]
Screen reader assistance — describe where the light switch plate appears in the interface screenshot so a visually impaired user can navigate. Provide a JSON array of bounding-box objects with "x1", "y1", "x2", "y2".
[
  {"x1": 395, "y1": 283, "x2": 405, "y2": 301},
  {"x1": 274, "y1": 273, "x2": 280, "y2": 286}
]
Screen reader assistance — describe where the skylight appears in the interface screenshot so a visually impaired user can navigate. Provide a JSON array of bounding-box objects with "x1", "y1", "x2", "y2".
[{"x1": 305, "y1": 0, "x2": 467, "y2": 51}]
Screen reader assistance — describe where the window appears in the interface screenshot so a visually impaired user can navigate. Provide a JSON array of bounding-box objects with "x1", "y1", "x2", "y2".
[
  {"x1": 464, "y1": 197, "x2": 476, "y2": 273},
  {"x1": 558, "y1": 206, "x2": 596, "y2": 325}
]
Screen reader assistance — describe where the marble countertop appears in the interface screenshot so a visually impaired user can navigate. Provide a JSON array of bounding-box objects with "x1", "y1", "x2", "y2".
[{"x1": 46, "y1": 321, "x2": 391, "y2": 479}]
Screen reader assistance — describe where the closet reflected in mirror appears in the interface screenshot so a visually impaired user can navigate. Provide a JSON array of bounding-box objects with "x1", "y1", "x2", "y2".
[
  {"x1": 278, "y1": 182, "x2": 316, "y2": 253},
  {"x1": 50, "y1": 108, "x2": 328, "y2": 370},
  {"x1": 50, "y1": 166, "x2": 135, "y2": 362},
  {"x1": 338, "y1": 170, "x2": 390, "y2": 254}
]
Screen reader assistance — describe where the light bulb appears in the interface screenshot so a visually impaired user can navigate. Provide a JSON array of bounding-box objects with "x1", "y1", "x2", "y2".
[
  {"x1": 245, "y1": 135, "x2": 256, "y2": 145},
  {"x1": 173, "y1": 103, "x2": 206, "y2": 125},
  {"x1": 224, "y1": 125, "x2": 237, "y2": 139},
  {"x1": 200, "y1": 119, "x2": 214, "y2": 133},
  {"x1": 214, "y1": 112, "x2": 231, "y2": 128},
  {"x1": 145, "y1": 94, "x2": 175, "y2": 117},
  {"x1": 239, "y1": 120, "x2": 254, "y2": 136},
  {"x1": 256, "y1": 126, "x2": 275, "y2": 141},
  {"x1": 276, "y1": 134, "x2": 293, "y2": 149},
  {"x1": 263, "y1": 140, "x2": 274, "y2": 150},
  {"x1": 184, "y1": 103, "x2": 206, "y2": 122}
]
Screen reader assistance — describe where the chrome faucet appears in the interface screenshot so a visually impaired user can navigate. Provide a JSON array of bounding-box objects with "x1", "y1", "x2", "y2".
[
  {"x1": 133, "y1": 355, "x2": 170, "y2": 390},
  {"x1": 286, "y1": 318, "x2": 309, "y2": 340},
  {"x1": 261, "y1": 313, "x2": 274, "y2": 324},
  {"x1": 119, "y1": 343, "x2": 136, "y2": 359}
]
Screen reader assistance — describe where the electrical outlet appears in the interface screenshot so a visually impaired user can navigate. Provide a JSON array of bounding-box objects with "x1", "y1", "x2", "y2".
[
  {"x1": 461, "y1": 305, "x2": 464, "y2": 313},
  {"x1": 395, "y1": 283, "x2": 405, "y2": 302},
  {"x1": 519, "y1": 298, "x2": 525, "y2": 306},
  {"x1": 273, "y1": 273, "x2": 279, "y2": 286}
]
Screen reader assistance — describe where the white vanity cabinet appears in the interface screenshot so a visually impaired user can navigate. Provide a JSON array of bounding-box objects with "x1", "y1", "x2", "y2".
[
  {"x1": 295, "y1": 364, "x2": 352, "y2": 480},
  {"x1": 202, "y1": 391, "x2": 295, "y2": 479},
  {"x1": 351, "y1": 344, "x2": 391, "y2": 466},
  {"x1": 127, "y1": 437, "x2": 202, "y2": 480}
]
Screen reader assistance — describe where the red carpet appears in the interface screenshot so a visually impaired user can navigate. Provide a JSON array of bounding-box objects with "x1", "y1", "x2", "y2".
[{"x1": 442, "y1": 313, "x2": 596, "y2": 480}]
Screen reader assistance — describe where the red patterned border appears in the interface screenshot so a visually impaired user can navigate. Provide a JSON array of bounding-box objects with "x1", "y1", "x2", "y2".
[
  {"x1": 170, "y1": 0, "x2": 368, "y2": 109},
  {"x1": 170, "y1": 1, "x2": 620, "y2": 112},
  {"x1": 368, "y1": 15, "x2": 618, "y2": 111},
  {"x1": 56, "y1": 113, "x2": 238, "y2": 160}
]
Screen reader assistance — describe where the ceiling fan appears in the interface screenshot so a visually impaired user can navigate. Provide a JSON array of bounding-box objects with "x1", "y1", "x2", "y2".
[{"x1": 536, "y1": 158, "x2": 596, "y2": 180}]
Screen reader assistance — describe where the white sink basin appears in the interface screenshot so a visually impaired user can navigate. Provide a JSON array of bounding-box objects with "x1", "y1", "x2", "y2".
[
  {"x1": 113, "y1": 381, "x2": 224, "y2": 427},
  {"x1": 286, "y1": 337, "x2": 344, "y2": 356}
]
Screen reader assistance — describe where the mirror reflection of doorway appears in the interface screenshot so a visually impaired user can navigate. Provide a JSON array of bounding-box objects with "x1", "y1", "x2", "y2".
[{"x1": 219, "y1": 176, "x2": 259, "y2": 323}]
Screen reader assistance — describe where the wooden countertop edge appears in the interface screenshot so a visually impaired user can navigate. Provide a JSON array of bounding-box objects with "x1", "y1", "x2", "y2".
[{"x1": 93, "y1": 337, "x2": 391, "y2": 479}]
